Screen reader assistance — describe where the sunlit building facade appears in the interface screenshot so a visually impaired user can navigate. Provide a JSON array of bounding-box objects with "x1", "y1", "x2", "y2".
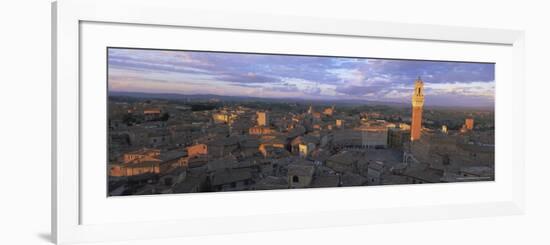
[
  {"x1": 411, "y1": 77, "x2": 425, "y2": 141},
  {"x1": 465, "y1": 118, "x2": 474, "y2": 130},
  {"x1": 257, "y1": 111, "x2": 269, "y2": 126}
]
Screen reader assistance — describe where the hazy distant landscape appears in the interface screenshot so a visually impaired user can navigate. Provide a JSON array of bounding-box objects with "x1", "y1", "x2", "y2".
[
  {"x1": 109, "y1": 91, "x2": 495, "y2": 109},
  {"x1": 110, "y1": 91, "x2": 495, "y2": 130}
]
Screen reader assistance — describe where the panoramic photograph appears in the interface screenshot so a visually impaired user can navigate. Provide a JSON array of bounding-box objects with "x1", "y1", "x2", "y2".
[{"x1": 107, "y1": 47, "x2": 495, "y2": 196}]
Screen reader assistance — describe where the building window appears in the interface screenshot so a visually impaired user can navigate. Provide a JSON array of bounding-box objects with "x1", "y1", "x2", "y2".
[{"x1": 292, "y1": 176, "x2": 299, "y2": 183}]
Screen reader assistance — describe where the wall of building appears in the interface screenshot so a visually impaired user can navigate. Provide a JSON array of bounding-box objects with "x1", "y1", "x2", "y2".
[
  {"x1": 411, "y1": 106, "x2": 423, "y2": 141},
  {"x1": 187, "y1": 144, "x2": 208, "y2": 158},
  {"x1": 288, "y1": 174, "x2": 313, "y2": 188}
]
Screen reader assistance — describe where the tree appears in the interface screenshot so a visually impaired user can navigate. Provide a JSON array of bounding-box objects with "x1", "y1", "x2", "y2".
[{"x1": 160, "y1": 112, "x2": 170, "y2": 121}]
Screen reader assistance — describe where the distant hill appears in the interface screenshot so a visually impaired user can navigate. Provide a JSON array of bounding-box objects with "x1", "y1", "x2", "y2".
[
  {"x1": 108, "y1": 91, "x2": 411, "y2": 108},
  {"x1": 108, "y1": 91, "x2": 493, "y2": 110}
]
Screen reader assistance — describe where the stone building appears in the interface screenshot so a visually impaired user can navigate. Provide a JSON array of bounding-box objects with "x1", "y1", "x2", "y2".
[
  {"x1": 148, "y1": 130, "x2": 171, "y2": 147},
  {"x1": 400, "y1": 164, "x2": 444, "y2": 184},
  {"x1": 326, "y1": 151, "x2": 360, "y2": 173},
  {"x1": 299, "y1": 143, "x2": 316, "y2": 158},
  {"x1": 287, "y1": 162, "x2": 315, "y2": 188},
  {"x1": 256, "y1": 111, "x2": 269, "y2": 126},
  {"x1": 122, "y1": 148, "x2": 160, "y2": 163},
  {"x1": 323, "y1": 107, "x2": 334, "y2": 117},
  {"x1": 110, "y1": 148, "x2": 188, "y2": 177},
  {"x1": 208, "y1": 136, "x2": 240, "y2": 158},
  {"x1": 388, "y1": 127, "x2": 410, "y2": 149},
  {"x1": 253, "y1": 176, "x2": 289, "y2": 190},
  {"x1": 291, "y1": 134, "x2": 319, "y2": 156},
  {"x1": 186, "y1": 143, "x2": 207, "y2": 158},
  {"x1": 332, "y1": 127, "x2": 388, "y2": 149},
  {"x1": 411, "y1": 77, "x2": 425, "y2": 141},
  {"x1": 210, "y1": 169, "x2": 254, "y2": 191},
  {"x1": 249, "y1": 126, "x2": 273, "y2": 135},
  {"x1": 410, "y1": 132, "x2": 495, "y2": 172},
  {"x1": 465, "y1": 118, "x2": 474, "y2": 130},
  {"x1": 239, "y1": 138, "x2": 261, "y2": 157},
  {"x1": 143, "y1": 108, "x2": 162, "y2": 121},
  {"x1": 340, "y1": 172, "x2": 367, "y2": 187},
  {"x1": 212, "y1": 112, "x2": 231, "y2": 124},
  {"x1": 336, "y1": 119, "x2": 344, "y2": 128},
  {"x1": 367, "y1": 161, "x2": 384, "y2": 185}
]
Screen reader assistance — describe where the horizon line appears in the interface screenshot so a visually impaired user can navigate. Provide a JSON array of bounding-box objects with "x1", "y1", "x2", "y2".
[{"x1": 108, "y1": 90, "x2": 495, "y2": 109}]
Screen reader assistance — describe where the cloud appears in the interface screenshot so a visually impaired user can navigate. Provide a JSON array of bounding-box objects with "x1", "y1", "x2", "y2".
[
  {"x1": 303, "y1": 86, "x2": 322, "y2": 95},
  {"x1": 108, "y1": 48, "x2": 495, "y2": 107},
  {"x1": 335, "y1": 84, "x2": 387, "y2": 96},
  {"x1": 217, "y1": 72, "x2": 282, "y2": 84},
  {"x1": 425, "y1": 81, "x2": 495, "y2": 98}
]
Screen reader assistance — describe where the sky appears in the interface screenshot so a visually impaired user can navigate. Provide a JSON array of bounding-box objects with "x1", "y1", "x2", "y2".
[{"x1": 108, "y1": 48, "x2": 495, "y2": 107}]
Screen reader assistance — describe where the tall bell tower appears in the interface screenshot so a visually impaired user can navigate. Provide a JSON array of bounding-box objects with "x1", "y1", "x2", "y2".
[{"x1": 411, "y1": 77, "x2": 424, "y2": 141}]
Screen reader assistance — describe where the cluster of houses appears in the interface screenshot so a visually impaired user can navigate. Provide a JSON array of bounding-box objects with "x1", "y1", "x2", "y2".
[{"x1": 108, "y1": 100, "x2": 494, "y2": 196}]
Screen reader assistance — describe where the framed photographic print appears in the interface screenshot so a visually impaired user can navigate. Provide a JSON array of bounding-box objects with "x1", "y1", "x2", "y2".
[{"x1": 52, "y1": 0, "x2": 525, "y2": 244}]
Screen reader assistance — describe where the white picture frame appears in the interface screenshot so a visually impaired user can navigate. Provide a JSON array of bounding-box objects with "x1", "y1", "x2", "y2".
[{"x1": 52, "y1": 0, "x2": 525, "y2": 244}]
